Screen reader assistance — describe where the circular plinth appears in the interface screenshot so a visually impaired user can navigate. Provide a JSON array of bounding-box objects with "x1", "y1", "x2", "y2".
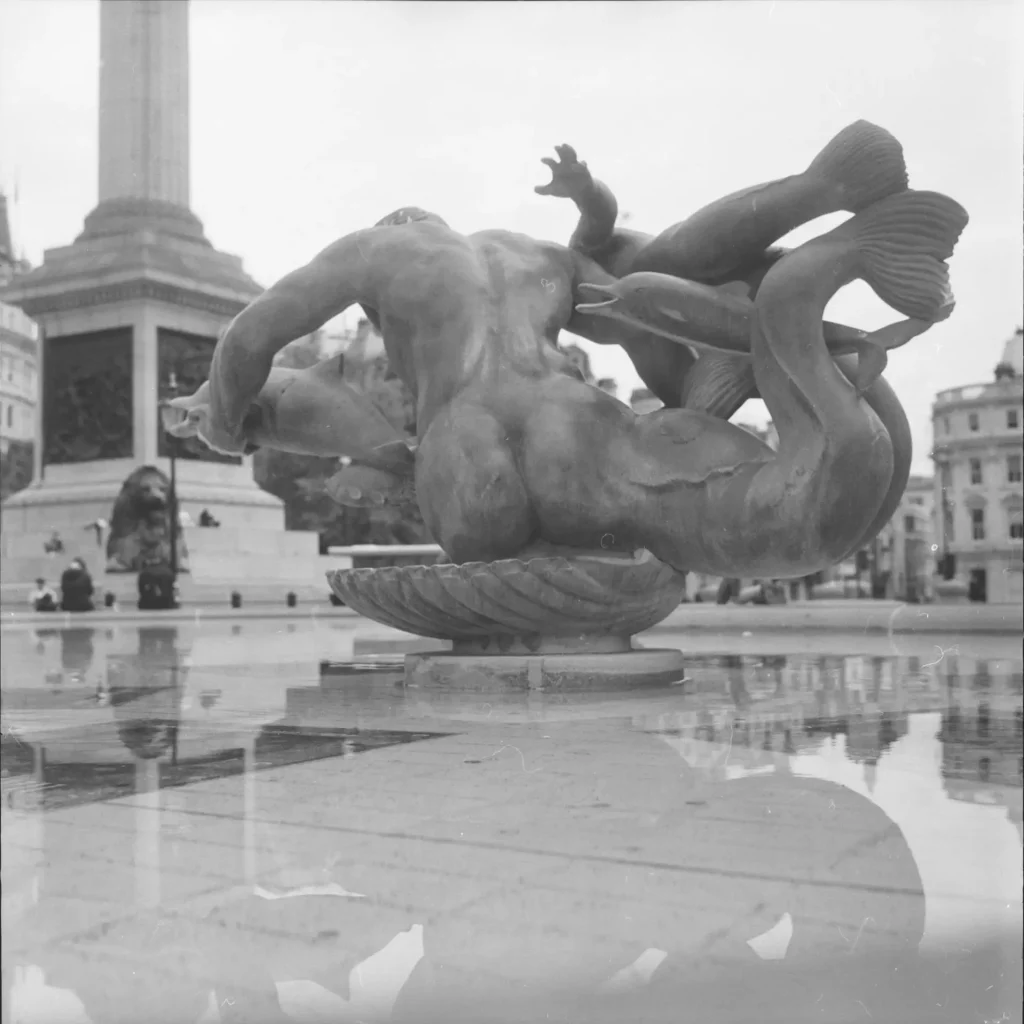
[
  {"x1": 326, "y1": 549, "x2": 686, "y2": 641},
  {"x1": 405, "y1": 647, "x2": 686, "y2": 691}
]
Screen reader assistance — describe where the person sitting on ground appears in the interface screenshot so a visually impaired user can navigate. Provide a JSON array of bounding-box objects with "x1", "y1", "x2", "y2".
[
  {"x1": 28, "y1": 577, "x2": 58, "y2": 613},
  {"x1": 44, "y1": 530, "x2": 65, "y2": 555},
  {"x1": 59, "y1": 558, "x2": 95, "y2": 613},
  {"x1": 198, "y1": 508, "x2": 220, "y2": 528}
]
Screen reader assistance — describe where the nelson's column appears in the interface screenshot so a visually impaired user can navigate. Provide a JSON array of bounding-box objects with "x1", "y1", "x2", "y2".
[{"x1": 1, "y1": 0, "x2": 283, "y2": 562}]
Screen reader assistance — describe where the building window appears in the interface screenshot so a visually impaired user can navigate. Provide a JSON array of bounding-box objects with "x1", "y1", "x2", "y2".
[
  {"x1": 903, "y1": 515, "x2": 915, "y2": 533},
  {"x1": 1008, "y1": 455, "x2": 1023, "y2": 484},
  {"x1": 971, "y1": 508, "x2": 985, "y2": 540},
  {"x1": 1009, "y1": 409, "x2": 1020, "y2": 430},
  {"x1": 969, "y1": 458, "x2": 983, "y2": 485},
  {"x1": 1011, "y1": 519, "x2": 1024, "y2": 541},
  {"x1": 977, "y1": 702, "x2": 990, "y2": 739},
  {"x1": 943, "y1": 416, "x2": 951, "y2": 434},
  {"x1": 968, "y1": 412, "x2": 979, "y2": 432},
  {"x1": 5, "y1": 405, "x2": 11, "y2": 428}
]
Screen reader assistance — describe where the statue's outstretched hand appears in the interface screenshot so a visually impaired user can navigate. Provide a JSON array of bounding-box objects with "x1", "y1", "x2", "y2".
[{"x1": 535, "y1": 144, "x2": 593, "y2": 200}]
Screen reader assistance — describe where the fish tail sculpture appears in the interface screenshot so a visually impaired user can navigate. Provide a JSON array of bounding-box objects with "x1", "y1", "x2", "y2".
[
  {"x1": 630, "y1": 189, "x2": 967, "y2": 579},
  {"x1": 802, "y1": 117, "x2": 912, "y2": 213}
]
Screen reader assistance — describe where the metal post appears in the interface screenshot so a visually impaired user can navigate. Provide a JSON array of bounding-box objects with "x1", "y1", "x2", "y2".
[
  {"x1": 168, "y1": 441, "x2": 178, "y2": 577},
  {"x1": 166, "y1": 373, "x2": 179, "y2": 580}
]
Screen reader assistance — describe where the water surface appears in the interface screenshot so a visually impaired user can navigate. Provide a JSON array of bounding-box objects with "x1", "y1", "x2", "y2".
[{"x1": 2, "y1": 618, "x2": 1021, "y2": 1023}]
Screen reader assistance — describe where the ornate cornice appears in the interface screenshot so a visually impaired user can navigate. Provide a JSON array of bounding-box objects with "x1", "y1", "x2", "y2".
[
  {"x1": 933, "y1": 382, "x2": 1023, "y2": 411},
  {"x1": 931, "y1": 436, "x2": 1024, "y2": 459},
  {"x1": 14, "y1": 280, "x2": 250, "y2": 319}
]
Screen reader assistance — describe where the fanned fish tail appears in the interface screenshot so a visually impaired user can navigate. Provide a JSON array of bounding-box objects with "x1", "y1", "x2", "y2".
[
  {"x1": 806, "y1": 120, "x2": 909, "y2": 213},
  {"x1": 848, "y1": 190, "x2": 969, "y2": 321}
]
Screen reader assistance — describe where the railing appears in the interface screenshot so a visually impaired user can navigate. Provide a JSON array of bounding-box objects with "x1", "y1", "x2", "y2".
[{"x1": 934, "y1": 379, "x2": 1023, "y2": 406}]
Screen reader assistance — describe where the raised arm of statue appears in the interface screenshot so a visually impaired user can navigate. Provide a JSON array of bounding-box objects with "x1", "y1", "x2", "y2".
[
  {"x1": 535, "y1": 145, "x2": 618, "y2": 253},
  {"x1": 204, "y1": 226, "x2": 423, "y2": 454},
  {"x1": 535, "y1": 144, "x2": 656, "y2": 279}
]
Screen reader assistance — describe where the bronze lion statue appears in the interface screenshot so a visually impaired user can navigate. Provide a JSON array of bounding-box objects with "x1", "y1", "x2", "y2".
[{"x1": 105, "y1": 465, "x2": 189, "y2": 573}]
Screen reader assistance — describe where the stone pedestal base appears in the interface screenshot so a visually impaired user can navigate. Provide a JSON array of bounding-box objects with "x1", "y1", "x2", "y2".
[
  {"x1": 405, "y1": 647, "x2": 686, "y2": 690},
  {"x1": 328, "y1": 550, "x2": 688, "y2": 689}
]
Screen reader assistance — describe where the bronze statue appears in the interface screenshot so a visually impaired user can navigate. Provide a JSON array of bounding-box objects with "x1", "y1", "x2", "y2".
[{"x1": 165, "y1": 122, "x2": 966, "y2": 675}]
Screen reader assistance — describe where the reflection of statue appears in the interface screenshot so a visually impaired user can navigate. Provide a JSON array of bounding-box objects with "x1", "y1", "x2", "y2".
[
  {"x1": 163, "y1": 123, "x2": 966, "y2": 666},
  {"x1": 106, "y1": 465, "x2": 189, "y2": 573}
]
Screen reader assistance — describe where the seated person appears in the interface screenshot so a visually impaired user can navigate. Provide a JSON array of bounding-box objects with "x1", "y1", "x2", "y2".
[
  {"x1": 59, "y1": 559, "x2": 95, "y2": 612},
  {"x1": 28, "y1": 577, "x2": 58, "y2": 612},
  {"x1": 198, "y1": 508, "x2": 221, "y2": 528}
]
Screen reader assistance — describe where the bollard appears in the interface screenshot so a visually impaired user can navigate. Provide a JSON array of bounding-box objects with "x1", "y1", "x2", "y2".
[
  {"x1": 230, "y1": 591, "x2": 242, "y2": 609},
  {"x1": 286, "y1": 592, "x2": 297, "y2": 608}
]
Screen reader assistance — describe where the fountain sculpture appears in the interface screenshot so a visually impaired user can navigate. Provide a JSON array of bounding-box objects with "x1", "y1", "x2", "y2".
[{"x1": 165, "y1": 121, "x2": 967, "y2": 687}]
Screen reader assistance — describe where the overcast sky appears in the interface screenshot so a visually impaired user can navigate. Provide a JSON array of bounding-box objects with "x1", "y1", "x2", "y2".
[{"x1": 1, "y1": 0, "x2": 1021, "y2": 473}]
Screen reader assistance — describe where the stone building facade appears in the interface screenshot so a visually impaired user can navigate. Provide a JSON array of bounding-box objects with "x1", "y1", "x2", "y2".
[
  {"x1": 0, "y1": 302, "x2": 38, "y2": 454},
  {"x1": 931, "y1": 329, "x2": 1024, "y2": 603}
]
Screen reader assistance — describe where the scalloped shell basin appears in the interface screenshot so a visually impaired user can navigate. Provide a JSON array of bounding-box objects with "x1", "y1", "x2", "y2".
[{"x1": 326, "y1": 550, "x2": 686, "y2": 643}]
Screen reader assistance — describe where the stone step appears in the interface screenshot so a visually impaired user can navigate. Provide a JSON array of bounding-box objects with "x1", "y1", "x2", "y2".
[
  {"x1": 0, "y1": 528, "x2": 342, "y2": 586},
  {"x1": 1, "y1": 552, "x2": 108, "y2": 586},
  {"x1": 2, "y1": 526, "x2": 319, "y2": 559},
  {"x1": 1, "y1": 575, "x2": 336, "y2": 609},
  {"x1": 182, "y1": 526, "x2": 320, "y2": 558}
]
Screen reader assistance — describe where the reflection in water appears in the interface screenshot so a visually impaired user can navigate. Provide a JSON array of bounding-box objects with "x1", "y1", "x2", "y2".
[
  {"x1": 109, "y1": 627, "x2": 187, "y2": 762},
  {"x1": 59, "y1": 629, "x2": 95, "y2": 685},
  {"x1": 1, "y1": 625, "x2": 1021, "y2": 1024}
]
